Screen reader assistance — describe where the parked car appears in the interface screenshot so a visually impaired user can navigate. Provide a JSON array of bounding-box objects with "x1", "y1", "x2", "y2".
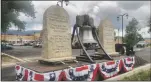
[
  {"x1": 1, "y1": 43, "x2": 13, "y2": 51},
  {"x1": 33, "y1": 42, "x2": 42, "y2": 48},
  {"x1": 13, "y1": 43, "x2": 24, "y2": 46},
  {"x1": 23, "y1": 42, "x2": 33, "y2": 46},
  {"x1": 136, "y1": 41, "x2": 147, "y2": 48}
]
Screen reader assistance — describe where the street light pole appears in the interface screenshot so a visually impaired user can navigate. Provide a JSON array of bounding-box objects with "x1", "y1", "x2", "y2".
[
  {"x1": 121, "y1": 16, "x2": 124, "y2": 44},
  {"x1": 117, "y1": 13, "x2": 128, "y2": 44},
  {"x1": 118, "y1": 29, "x2": 119, "y2": 43},
  {"x1": 57, "y1": 0, "x2": 69, "y2": 7}
]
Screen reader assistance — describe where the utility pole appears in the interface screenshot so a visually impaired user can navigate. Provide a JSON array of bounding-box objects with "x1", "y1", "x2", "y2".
[
  {"x1": 34, "y1": 32, "x2": 36, "y2": 41},
  {"x1": 118, "y1": 29, "x2": 119, "y2": 43},
  {"x1": 117, "y1": 13, "x2": 128, "y2": 44}
]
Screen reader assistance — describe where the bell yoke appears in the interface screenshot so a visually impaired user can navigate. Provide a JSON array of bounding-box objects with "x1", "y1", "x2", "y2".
[{"x1": 71, "y1": 14, "x2": 113, "y2": 63}]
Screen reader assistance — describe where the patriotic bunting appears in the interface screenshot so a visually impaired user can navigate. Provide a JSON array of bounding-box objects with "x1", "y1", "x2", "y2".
[
  {"x1": 99, "y1": 60, "x2": 122, "y2": 79},
  {"x1": 43, "y1": 70, "x2": 63, "y2": 81},
  {"x1": 64, "y1": 64, "x2": 98, "y2": 81},
  {"x1": 15, "y1": 57, "x2": 135, "y2": 81},
  {"x1": 15, "y1": 65, "x2": 24, "y2": 81},
  {"x1": 122, "y1": 56, "x2": 135, "y2": 72},
  {"x1": 64, "y1": 65, "x2": 89, "y2": 81},
  {"x1": 87, "y1": 64, "x2": 98, "y2": 81}
]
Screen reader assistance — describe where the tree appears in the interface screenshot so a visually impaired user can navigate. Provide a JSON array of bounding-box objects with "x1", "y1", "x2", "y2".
[
  {"x1": 2, "y1": 1, "x2": 36, "y2": 32},
  {"x1": 124, "y1": 18, "x2": 144, "y2": 47}
]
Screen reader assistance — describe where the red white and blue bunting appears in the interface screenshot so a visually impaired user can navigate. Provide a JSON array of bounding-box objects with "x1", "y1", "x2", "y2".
[
  {"x1": 63, "y1": 64, "x2": 98, "y2": 81},
  {"x1": 15, "y1": 57, "x2": 135, "y2": 81},
  {"x1": 122, "y1": 56, "x2": 135, "y2": 72},
  {"x1": 99, "y1": 60, "x2": 122, "y2": 79}
]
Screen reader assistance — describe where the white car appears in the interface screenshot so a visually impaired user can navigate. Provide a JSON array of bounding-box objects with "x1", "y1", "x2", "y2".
[
  {"x1": 136, "y1": 41, "x2": 147, "y2": 48},
  {"x1": 33, "y1": 42, "x2": 42, "y2": 48}
]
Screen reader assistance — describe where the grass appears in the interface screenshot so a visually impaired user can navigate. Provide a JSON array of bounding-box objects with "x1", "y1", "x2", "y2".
[{"x1": 121, "y1": 69, "x2": 151, "y2": 81}]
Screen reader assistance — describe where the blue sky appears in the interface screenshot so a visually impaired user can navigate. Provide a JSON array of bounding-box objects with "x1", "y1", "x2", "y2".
[{"x1": 9, "y1": 1, "x2": 151, "y2": 38}]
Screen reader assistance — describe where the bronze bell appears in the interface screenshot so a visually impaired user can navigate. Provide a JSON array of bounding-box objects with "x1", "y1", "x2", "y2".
[{"x1": 80, "y1": 25, "x2": 97, "y2": 44}]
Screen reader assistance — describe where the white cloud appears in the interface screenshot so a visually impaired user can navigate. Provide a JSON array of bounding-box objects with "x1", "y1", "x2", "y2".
[
  {"x1": 138, "y1": 27, "x2": 151, "y2": 38},
  {"x1": 9, "y1": 1, "x2": 150, "y2": 38}
]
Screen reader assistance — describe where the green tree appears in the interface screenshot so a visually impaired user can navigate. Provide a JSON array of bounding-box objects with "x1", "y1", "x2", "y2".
[
  {"x1": 2, "y1": 1, "x2": 36, "y2": 32},
  {"x1": 124, "y1": 18, "x2": 143, "y2": 47}
]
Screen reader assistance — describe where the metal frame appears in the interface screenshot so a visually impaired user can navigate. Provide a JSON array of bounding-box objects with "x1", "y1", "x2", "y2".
[
  {"x1": 71, "y1": 24, "x2": 113, "y2": 63},
  {"x1": 92, "y1": 26, "x2": 113, "y2": 60}
]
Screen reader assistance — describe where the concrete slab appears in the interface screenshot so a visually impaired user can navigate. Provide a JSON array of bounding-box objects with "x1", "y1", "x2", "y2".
[{"x1": 17, "y1": 55, "x2": 128, "y2": 73}]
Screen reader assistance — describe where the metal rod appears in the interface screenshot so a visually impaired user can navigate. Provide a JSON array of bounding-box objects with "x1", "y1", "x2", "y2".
[
  {"x1": 71, "y1": 24, "x2": 77, "y2": 43},
  {"x1": 92, "y1": 27, "x2": 113, "y2": 60},
  {"x1": 59, "y1": 61, "x2": 72, "y2": 68}
]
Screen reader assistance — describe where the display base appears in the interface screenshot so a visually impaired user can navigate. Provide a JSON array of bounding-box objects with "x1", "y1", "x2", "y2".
[
  {"x1": 39, "y1": 57, "x2": 76, "y2": 65},
  {"x1": 99, "y1": 52, "x2": 119, "y2": 57},
  {"x1": 17, "y1": 55, "x2": 127, "y2": 73}
]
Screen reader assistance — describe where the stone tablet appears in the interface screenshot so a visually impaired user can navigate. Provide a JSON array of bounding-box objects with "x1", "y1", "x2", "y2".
[
  {"x1": 98, "y1": 18, "x2": 118, "y2": 55},
  {"x1": 40, "y1": 5, "x2": 75, "y2": 62}
]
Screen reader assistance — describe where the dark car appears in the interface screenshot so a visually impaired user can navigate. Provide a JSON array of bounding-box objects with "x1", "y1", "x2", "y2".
[
  {"x1": 1, "y1": 44, "x2": 13, "y2": 51},
  {"x1": 23, "y1": 42, "x2": 34, "y2": 46},
  {"x1": 33, "y1": 42, "x2": 42, "y2": 48}
]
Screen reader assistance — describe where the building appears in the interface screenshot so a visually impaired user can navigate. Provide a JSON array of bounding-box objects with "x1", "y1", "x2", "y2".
[
  {"x1": 1, "y1": 30, "x2": 41, "y2": 44},
  {"x1": 144, "y1": 38, "x2": 151, "y2": 45}
]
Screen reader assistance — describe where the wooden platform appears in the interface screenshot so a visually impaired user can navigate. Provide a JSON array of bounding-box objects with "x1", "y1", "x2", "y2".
[{"x1": 17, "y1": 55, "x2": 127, "y2": 73}]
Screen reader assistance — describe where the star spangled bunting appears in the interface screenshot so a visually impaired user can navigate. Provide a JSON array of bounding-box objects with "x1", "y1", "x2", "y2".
[
  {"x1": 43, "y1": 70, "x2": 63, "y2": 81},
  {"x1": 15, "y1": 65, "x2": 26, "y2": 81},
  {"x1": 15, "y1": 57, "x2": 135, "y2": 81},
  {"x1": 27, "y1": 69, "x2": 35, "y2": 81},
  {"x1": 122, "y1": 56, "x2": 135, "y2": 72},
  {"x1": 86, "y1": 64, "x2": 98, "y2": 81},
  {"x1": 64, "y1": 65, "x2": 89, "y2": 81},
  {"x1": 64, "y1": 64, "x2": 98, "y2": 81},
  {"x1": 99, "y1": 60, "x2": 122, "y2": 79}
]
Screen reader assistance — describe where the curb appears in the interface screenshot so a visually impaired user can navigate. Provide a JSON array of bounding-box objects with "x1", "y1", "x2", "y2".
[
  {"x1": 1, "y1": 53, "x2": 41, "y2": 68},
  {"x1": 2, "y1": 53, "x2": 26, "y2": 62},
  {"x1": 105, "y1": 63, "x2": 151, "y2": 81},
  {"x1": 2, "y1": 63, "x2": 16, "y2": 68}
]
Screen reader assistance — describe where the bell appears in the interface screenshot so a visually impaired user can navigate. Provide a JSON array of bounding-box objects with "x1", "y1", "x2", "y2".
[{"x1": 80, "y1": 25, "x2": 97, "y2": 44}]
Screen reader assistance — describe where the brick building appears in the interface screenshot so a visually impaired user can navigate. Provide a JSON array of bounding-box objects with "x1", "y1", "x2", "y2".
[{"x1": 1, "y1": 30, "x2": 41, "y2": 44}]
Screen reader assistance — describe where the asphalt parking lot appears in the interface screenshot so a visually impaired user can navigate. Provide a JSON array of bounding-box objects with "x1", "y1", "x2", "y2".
[
  {"x1": 2, "y1": 46, "x2": 90, "y2": 60},
  {"x1": 1, "y1": 46, "x2": 150, "y2": 81}
]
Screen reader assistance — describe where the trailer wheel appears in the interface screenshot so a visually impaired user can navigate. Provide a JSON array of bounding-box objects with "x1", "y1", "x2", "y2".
[{"x1": 119, "y1": 47, "x2": 125, "y2": 55}]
